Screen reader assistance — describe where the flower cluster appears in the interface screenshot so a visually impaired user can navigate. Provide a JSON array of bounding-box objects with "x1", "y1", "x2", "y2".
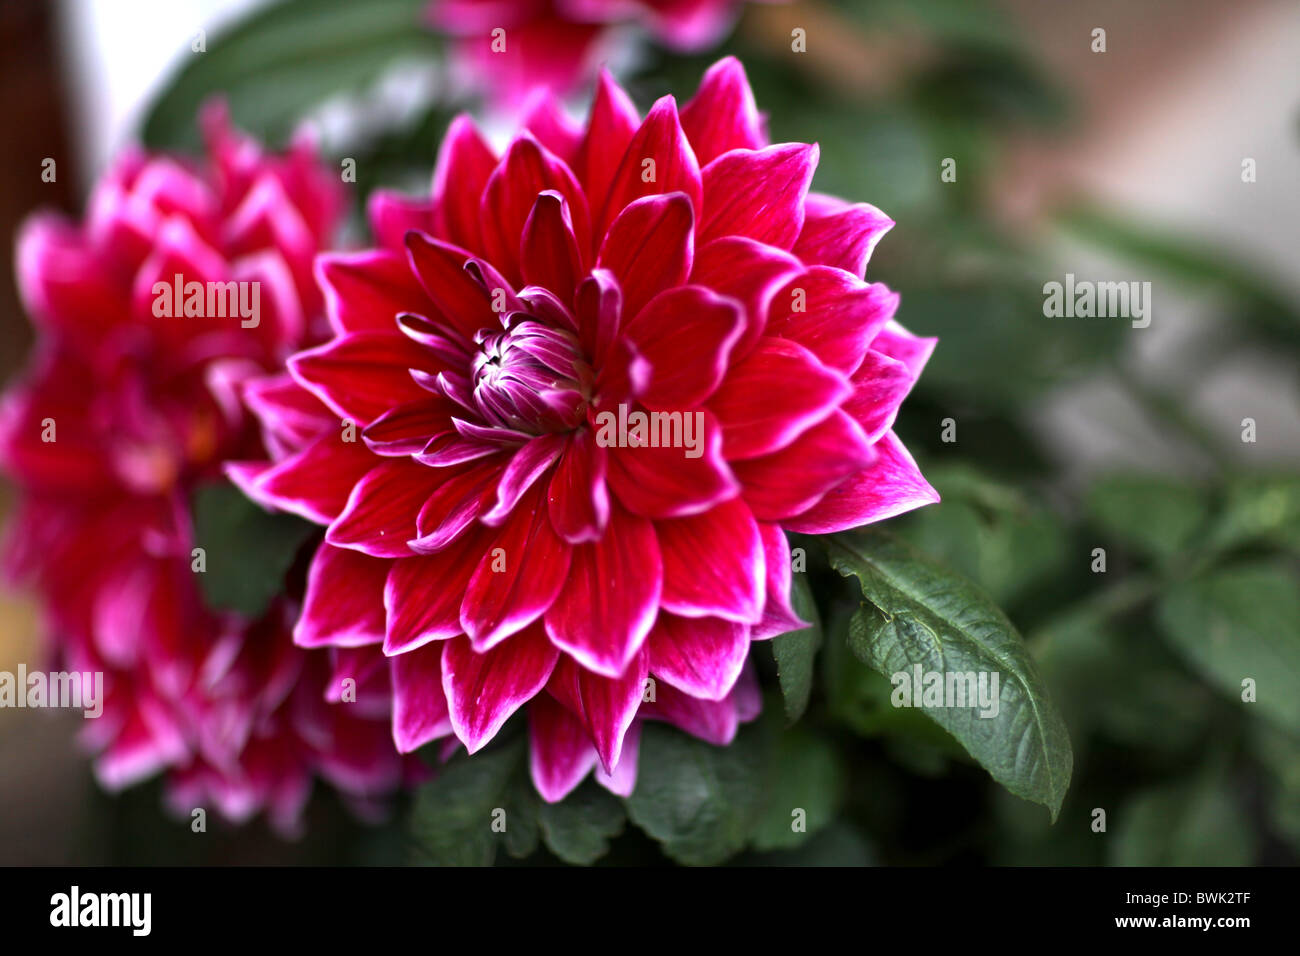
[
  {"x1": 0, "y1": 107, "x2": 413, "y2": 833},
  {"x1": 232, "y1": 59, "x2": 937, "y2": 801},
  {"x1": 429, "y1": 0, "x2": 786, "y2": 103}
]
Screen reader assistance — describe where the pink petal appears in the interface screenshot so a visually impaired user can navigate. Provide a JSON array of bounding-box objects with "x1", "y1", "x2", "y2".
[
  {"x1": 442, "y1": 625, "x2": 559, "y2": 752},
  {"x1": 409, "y1": 456, "x2": 503, "y2": 552},
  {"x1": 432, "y1": 115, "x2": 498, "y2": 254},
  {"x1": 752, "y1": 522, "x2": 807, "y2": 639},
  {"x1": 482, "y1": 433, "x2": 564, "y2": 526},
  {"x1": 766, "y1": 267, "x2": 899, "y2": 376},
  {"x1": 574, "y1": 268, "x2": 622, "y2": 368},
  {"x1": 289, "y1": 331, "x2": 438, "y2": 426},
  {"x1": 480, "y1": 134, "x2": 591, "y2": 286},
  {"x1": 326, "y1": 459, "x2": 439, "y2": 558},
  {"x1": 680, "y1": 56, "x2": 767, "y2": 164},
  {"x1": 366, "y1": 189, "x2": 436, "y2": 253},
  {"x1": 619, "y1": 285, "x2": 741, "y2": 408},
  {"x1": 520, "y1": 191, "x2": 585, "y2": 301},
  {"x1": 462, "y1": 484, "x2": 572, "y2": 651},
  {"x1": 596, "y1": 192, "x2": 694, "y2": 322},
  {"x1": 577, "y1": 69, "x2": 641, "y2": 224},
  {"x1": 869, "y1": 319, "x2": 938, "y2": 379},
  {"x1": 250, "y1": 431, "x2": 377, "y2": 525},
  {"x1": 598, "y1": 96, "x2": 702, "y2": 239},
  {"x1": 689, "y1": 236, "x2": 802, "y2": 357},
  {"x1": 794, "y1": 193, "x2": 894, "y2": 278},
  {"x1": 784, "y1": 430, "x2": 939, "y2": 533},
  {"x1": 658, "y1": 497, "x2": 765, "y2": 622},
  {"x1": 529, "y1": 694, "x2": 598, "y2": 803},
  {"x1": 295, "y1": 545, "x2": 389, "y2": 648},
  {"x1": 548, "y1": 650, "x2": 648, "y2": 772},
  {"x1": 544, "y1": 505, "x2": 662, "y2": 678},
  {"x1": 391, "y1": 643, "x2": 454, "y2": 753},
  {"x1": 593, "y1": 719, "x2": 640, "y2": 797},
  {"x1": 404, "y1": 231, "x2": 499, "y2": 339},
  {"x1": 547, "y1": 428, "x2": 610, "y2": 544},
  {"x1": 315, "y1": 250, "x2": 431, "y2": 336},
  {"x1": 708, "y1": 336, "x2": 850, "y2": 459},
  {"x1": 842, "y1": 349, "x2": 917, "y2": 443},
  {"x1": 648, "y1": 613, "x2": 750, "y2": 700},
  {"x1": 734, "y1": 409, "x2": 875, "y2": 521},
  {"x1": 383, "y1": 532, "x2": 488, "y2": 654},
  {"x1": 699, "y1": 143, "x2": 818, "y2": 249},
  {"x1": 605, "y1": 408, "x2": 739, "y2": 519}
]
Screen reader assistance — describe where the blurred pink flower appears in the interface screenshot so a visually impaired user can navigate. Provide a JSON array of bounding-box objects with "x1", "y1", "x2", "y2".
[
  {"x1": 0, "y1": 106, "x2": 415, "y2": 834},
  {"x1": 429, "y1": 0, "x2": 786, "y2": 103},
  {"x1": 233, "y1": 59, "x2": 937, "y2": 801}
]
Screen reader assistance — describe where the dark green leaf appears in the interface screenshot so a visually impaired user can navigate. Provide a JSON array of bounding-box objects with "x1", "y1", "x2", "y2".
[
  {"x1": 750, "y1": 727, "x2": 843, "y2": 851},
  {"x1": 826, "y1": 529, "x2": 1073, "y2": 819},
  {"x1": 142, "y1": 0, "x2": 439, "y2": 151},
  {"x1": 536, "y1": 782, "x2": 625, "y2": 865},
  {"x1": 1111, "y1": 773, "x2": 1253, "y2": 866},
  {"x1": 769, "y1": 571, "x2": 822, "y2": 722},
  {"x1": 624, "y1": 721, "x2": 767, "y2": 865},
  {"x1": 190, "y1": 481, "x2": 315, "y2": 617},
  {"x1": 740, "y1": 821, "x2": 875, "y2": 866},
  {"x1": 1156, "y1": 561, "x2": 1300, "y2": 732},
  {"x1": 1205, "y1": 475, "x2": 1300, "y2": 554},
  {"x1": 1085, "y1": 473, "x2": 1207, "y2": 562},
  {"x1": 409, "y1": 740, "x2": 523, "y2": 867}
]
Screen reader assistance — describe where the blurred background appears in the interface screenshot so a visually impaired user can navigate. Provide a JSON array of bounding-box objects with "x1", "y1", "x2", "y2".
[{"x1": 0, "y1": 0, "x2": 1296, "y2": 864}]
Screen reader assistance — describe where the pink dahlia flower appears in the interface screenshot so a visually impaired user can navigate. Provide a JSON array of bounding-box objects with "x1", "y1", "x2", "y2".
[
  {"x1": 234, "y1": 58, "x2": 938, "y2": 802},
  {"x1": 0, "y1": 106, "x2": 412, "y2": 833},
  {"x1": 429, "y1": 0, "x2": 786, "y2": 103}
]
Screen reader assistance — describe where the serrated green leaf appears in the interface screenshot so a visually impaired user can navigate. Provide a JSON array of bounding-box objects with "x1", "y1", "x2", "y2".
[
  {"x1": 191, "y1": 481, "x2": 315, "y2": 617},
  {"x1": 826, "y1": 529, "x2": 1073, "y2": 819},
  {"x1": 769, "y1": 572, "x2": 822, "y2": 722},
  {"x1": 1156, "y1": 561, "x2": 1300, "y2": 732},
  {"x1": 624, "y1": 722, "x2": 767, "y2": 865},
  {"x1": 1085, "y1": 473, "x2": 1207, "y2": 562},
  {"x1": 409, "y1": 741, "x2": 523, "y2": 867},
  {"x1": 141, "y1": 0, "x2": 439, "y2": 151},
  {"x1": 536, "y1": 782, "x2": 625, "y2": 865}
]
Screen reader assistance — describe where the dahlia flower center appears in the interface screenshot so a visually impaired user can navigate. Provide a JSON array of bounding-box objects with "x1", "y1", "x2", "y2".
[{"x1": 470, "y1": 319, "x2": 590, "y2": 433}]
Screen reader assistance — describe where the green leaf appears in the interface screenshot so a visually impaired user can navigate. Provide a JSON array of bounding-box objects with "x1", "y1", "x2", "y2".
[
  {"x1": 1204, "y1": 475, "x2": 1300, "y2": 554},
  {"x1": 141, "y1": 0, "x2": 439, "y2": 151},
  {"x1": 1085, "y1": 473, "x2": 1208, "y2": 562},
  {"x1": 769, "y1": 572, "x2": 822, "y2": 722},
  {"x1": 190, "y1": 481, "x2": 315, "y2": 617},
  {"x1": 536, "y1": 782, "x2": 625, "y2": 866},
  {"x1": 825, "y1": 529, "x2": 1073, "y2": 819},
  {"x1": 1111, "y1": 773, "x2": 1253, "y2": 866},
  {"x1": 624, "y1": 721, "x2": 767, "y2": 865},
  {"x1": 740, "y1": 821, "x2": 876, "y2": 866},
  {"x1": 409, "y1": 741, "x2": 523, "y2": 867},
  {"x1": 1156, "y1": 561, "x2": 1300, "y2": 732},
  {"x1": 900, "y1": 465, "x2": 1068, "y2": 605},
  {"x1": 750, "y1": 727, "x2": 843, "y2": 851}
]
